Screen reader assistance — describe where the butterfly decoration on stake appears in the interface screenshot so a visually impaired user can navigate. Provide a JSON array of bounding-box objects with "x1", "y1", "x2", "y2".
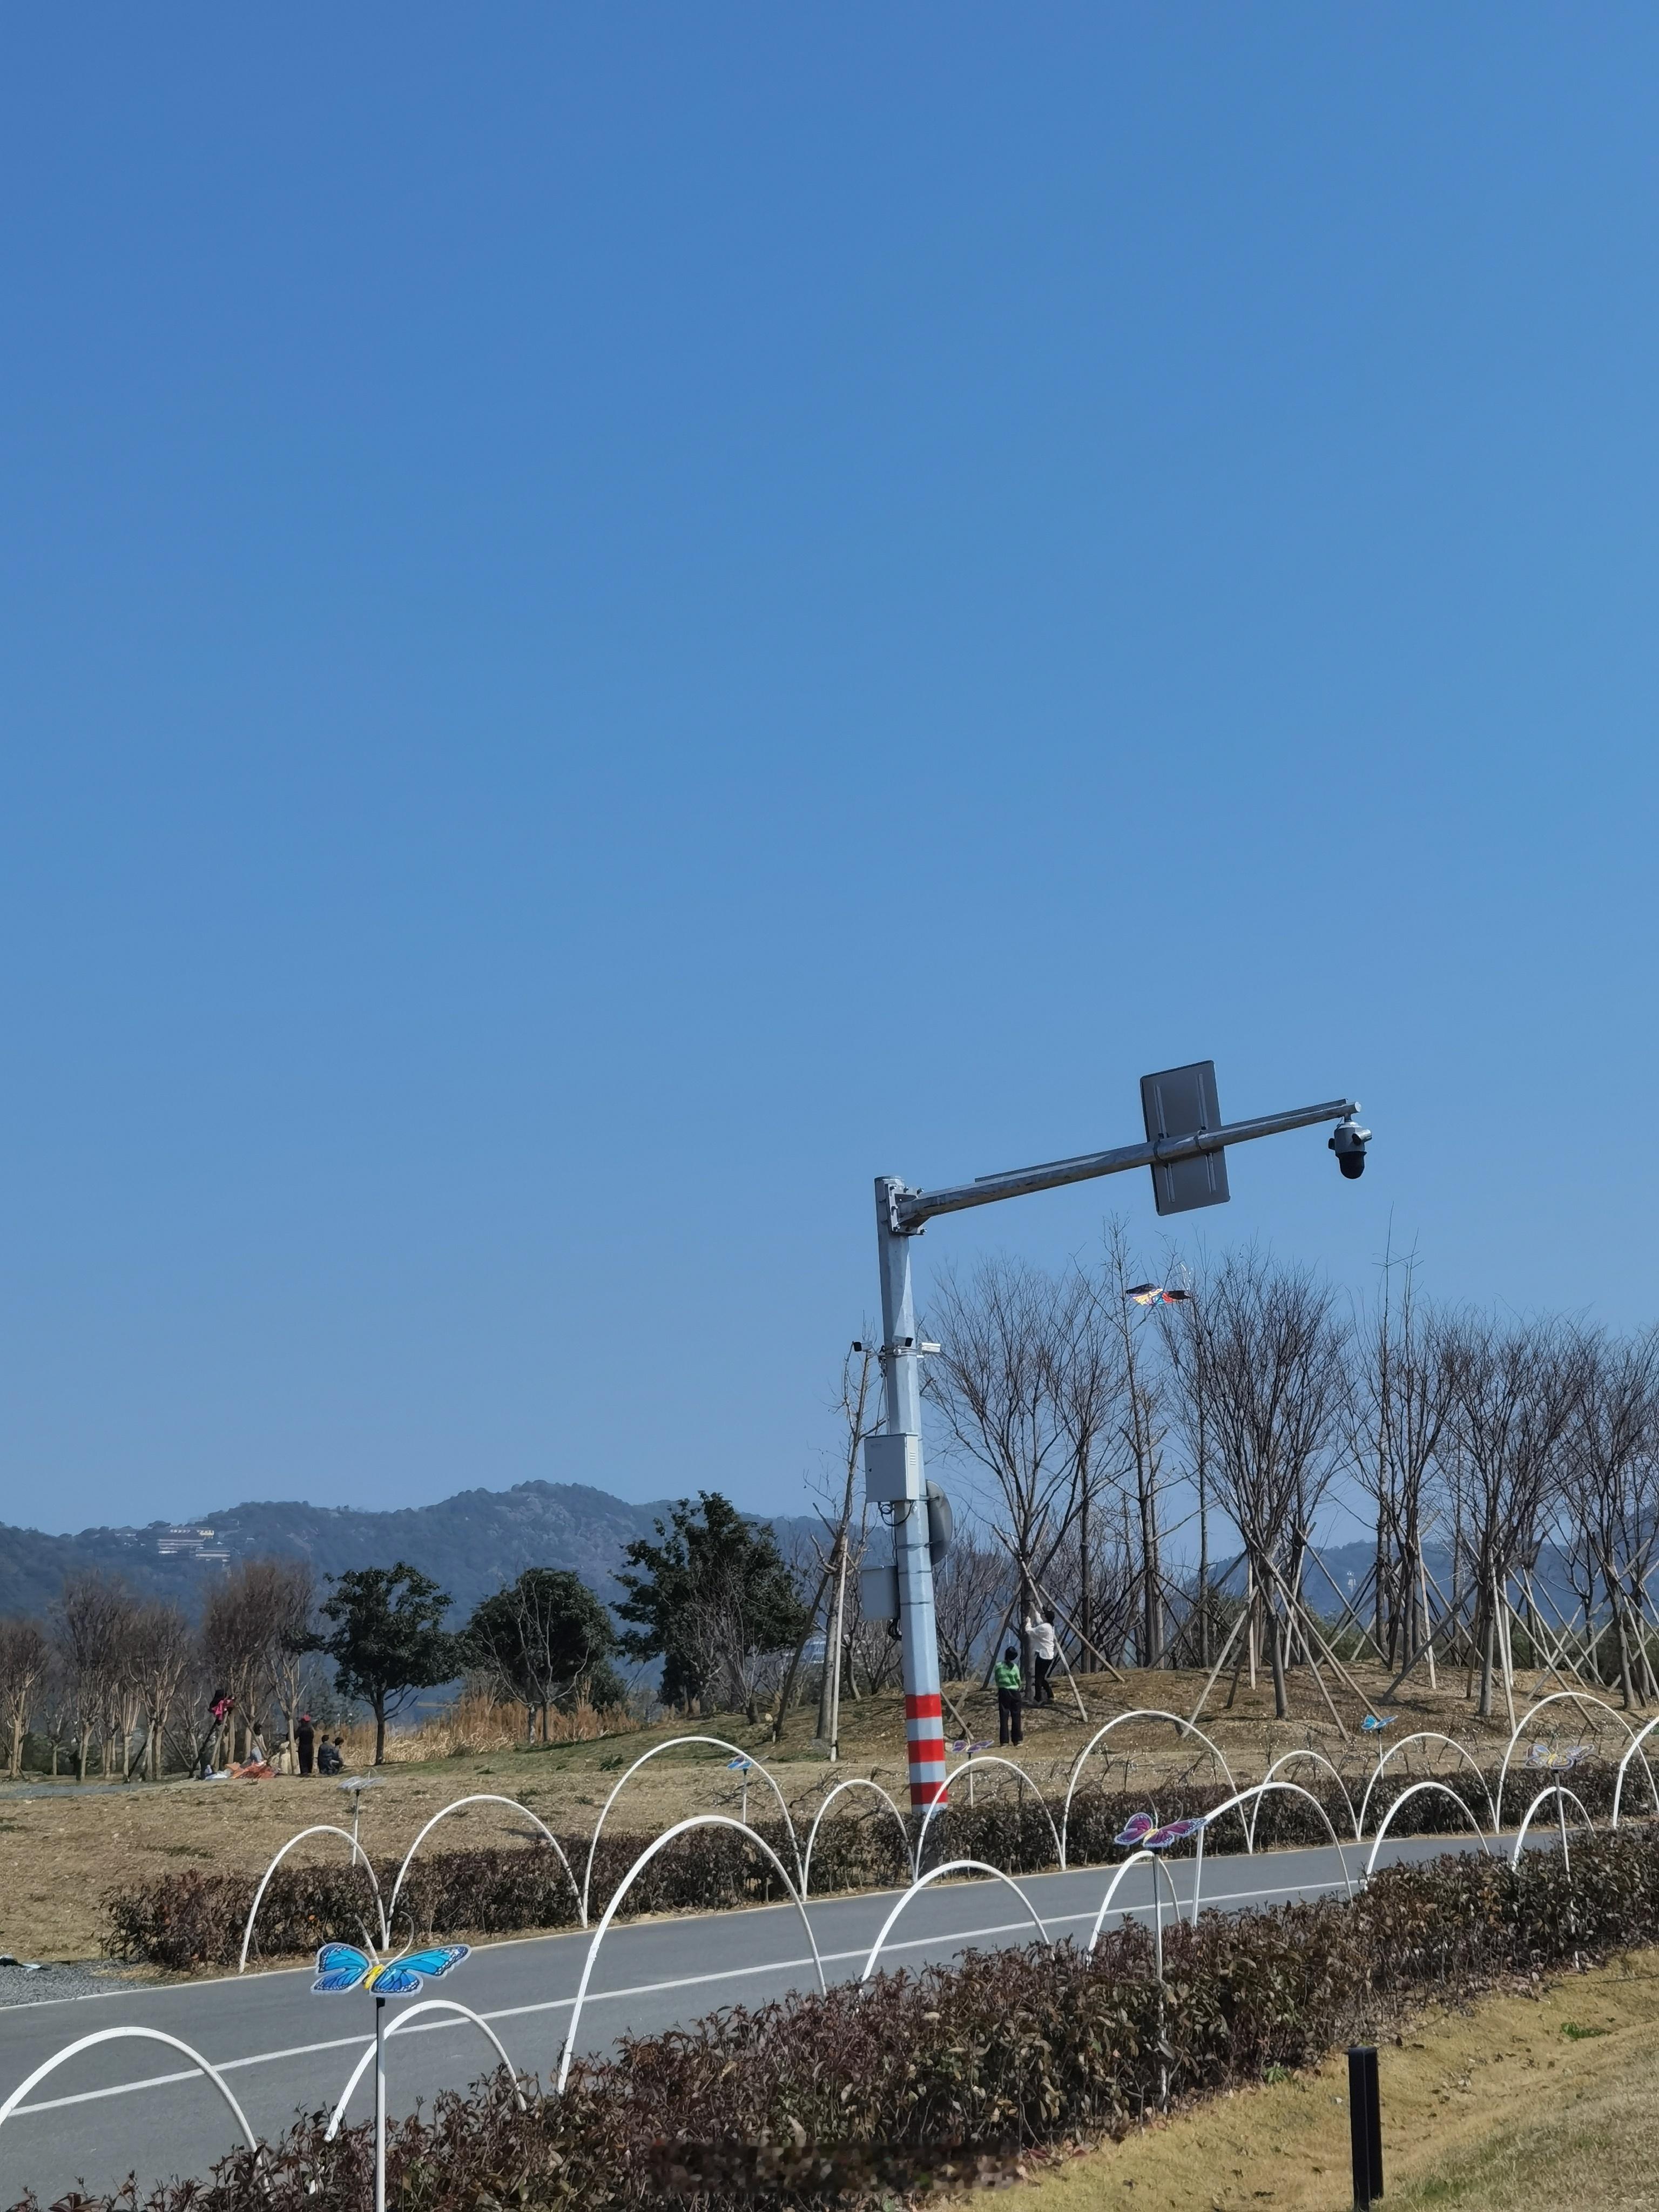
[
  {"x1": 727, "y1": 1756, "x2": 752, "y2": 1772},
  {"x1": 1525, "y1": 1742, "x2": 1590, "y2": 1772},
  {"x1": 949, "y1": 1738, "x2": 994, "y2": 1756},
  {"x1": 312, "y1": 1941, "x2": 471, "y2": 1995},
  {"x1": 1360, "y1": 1714, "x2": 1395, "y2": 1733},
  {"x1": 1114, "y1": 1811, "x2": 1205, "y2": 1850},
  {"x1": 1144, "y1": 1817, "x2": 1206, "y2": 1851}
]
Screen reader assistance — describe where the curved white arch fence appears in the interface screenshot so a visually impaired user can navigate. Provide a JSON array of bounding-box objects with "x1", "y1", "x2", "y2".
[
  {"x1": 239, "y1": 1824, "x2": 387, "y2": 1971},
  {"x1": 1085, "y1": 1848, "x2": 1184, "y2": 1977},
  {"x1": 325, "y1": 1998, "x2": 525, "y2": 2138},
  {"x1": 859, "y1": 1861, "x2": 1051, "y2": 1984},
  {"x1": 1496, "y1": 1692, "x2": 1646, "y2": 1824},
  {"x1": 1061, "y1": 1713, "x2": 1242, "y2": 1867},
  {"x1": 1357, "y1": 1734, "x2": 1496, "y2": 1840},
  {"x1": 386, "y1": 1795, "x2": 582, "y2": 1933},
  {"x1": 913, "y1": 1755, "x2": 1063, "y2": 1878},
  {"x1": 1510, "y1": 1785, "x2": 1594, "y2": 1873},
  {"x1": 801, "y1": 1777, "x2": 911, "y2": 1896},
  {"x1": 0, "y1": 2026, "x2": 261, "y2": 2163},
  {"x1": 1252, "y1": 1751, "x2": 1359, "y2": 1845},
  {"x1": 579, "y1": 1738, "x2": 800, "y2": 1923},
  {"x1": 557, "y1": 1815, "x2": 822, "y2": 2094},
  {"x1": 1192, "y1": 1784, "x2": 1354, "y2": 1924},
  {"x1": 1611, "y1": 1712, "x2": 1659, "y2": 1828},
  {"x1": 1363, "y1": 1781, "x2": 1494, "y2": 1880}
]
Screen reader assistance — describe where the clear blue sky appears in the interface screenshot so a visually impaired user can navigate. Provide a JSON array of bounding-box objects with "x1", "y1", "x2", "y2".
[{"x1": 4, "y1": 9, "x2": 1656, "y2": 1535}]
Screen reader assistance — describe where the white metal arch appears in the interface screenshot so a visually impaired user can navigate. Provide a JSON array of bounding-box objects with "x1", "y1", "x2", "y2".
[
  {"x1": 801, "y1": 1777, "x2": 911, "y2": 1897},
  {"x1": 557, "y1": 1815, "x2": 822, "y2": 2094},
  {"x1": 1356, "y1": 1734, "x2": 1497, "y2": 1839},
  {"x1": 1061, "y1": 1712, "x2": 1242, "y2": 1866},
  {"x1": 325, "y1": 1998, "x2": 526, "y2": 2138},
  {"x1": 1363, "y1": 1781, "x2": 1494, "y2": 1880},
  {"x1": 1510, "y1": 1785, "x2": 1594, "y2": 1873},
  {"x1": 1191, "y1": 1784, "x2": 1354, "y2": 1924},
  {"x1": 1496, "y1": 1691, "x2": 1644, "y2": 1826},
  {"x1": 1611, "y1": 1712, "x2": 1659, "y2": 1827},
  {"x1": 1084, "y1": 1847, "x2": 1184, "y2": 1979},
  {"x1": 0, "y1": 2026, "x2": 261, "y2": 2160},
  {"x1": 386, "y1": 1795, "x2": 582, "y2": 1932},
  {"x1": 579, "y1": 1737, "x2": 800, "y2": 1922},
  {"x1": 238, "y1": 1824, "x2": 387, "y2": 1971},
  {"x1": 859, "y1": 1860, "x2": 1050, "y2": 1984},
  {"x1": 912, "y1": 1755, "x2": 1062, "y2": 1878},
  {"x1": 1252, "y1": 1750, "x2": 1359, "y2": 1844}
]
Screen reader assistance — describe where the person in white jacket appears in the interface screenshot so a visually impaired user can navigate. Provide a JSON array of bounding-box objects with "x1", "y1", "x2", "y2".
[{"x1": 1024, "y1": 1615, "x2": 1057, "y2": 1704}]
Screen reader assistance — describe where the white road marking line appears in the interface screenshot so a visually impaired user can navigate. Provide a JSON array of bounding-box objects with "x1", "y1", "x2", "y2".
[{"x1": 5, "y1": 1875, "x2": 1357, "y2": 2120}]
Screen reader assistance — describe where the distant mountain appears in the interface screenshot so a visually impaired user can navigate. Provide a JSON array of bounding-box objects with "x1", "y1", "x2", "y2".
[{"x1": 0, "y1": 1481, "x2": 692, "y2": 1620}]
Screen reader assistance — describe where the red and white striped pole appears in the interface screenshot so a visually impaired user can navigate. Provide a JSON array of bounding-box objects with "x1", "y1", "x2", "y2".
[{"x1": 874, "y1": 1179, "x2": 947, "y2": 1811}]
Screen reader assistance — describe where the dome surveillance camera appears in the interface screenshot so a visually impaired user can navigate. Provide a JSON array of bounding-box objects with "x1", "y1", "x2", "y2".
[{"x1": 1328, "y1": 1114, "x2": 1371, "y2": 1181}]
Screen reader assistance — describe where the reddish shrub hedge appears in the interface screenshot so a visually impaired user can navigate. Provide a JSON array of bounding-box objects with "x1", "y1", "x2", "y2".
[
  {"x1": 33, "y1": 1827, "x2": 1659, "y2": 2212},
  {"x1": 100, "y1": 1762, "x2": 1621, "y2": 1969}
]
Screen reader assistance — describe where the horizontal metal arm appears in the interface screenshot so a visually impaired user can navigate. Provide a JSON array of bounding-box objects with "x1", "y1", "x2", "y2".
[{"x1": 891, "y1": 1098, "x2": 1358, "y2": 1231}]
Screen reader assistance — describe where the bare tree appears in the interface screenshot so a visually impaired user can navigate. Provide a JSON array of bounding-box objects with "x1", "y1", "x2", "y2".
[
  {"x1": 1559, "y1": 1326, "x2": 1659, "y2": 1708},
  {"x1": 129, "y1": 1603, "x2": 195, "y2": 1780},
  {"x1": 1094, "y1": 1224, "x2": 1171, "y2": 1667},
  {"x1": 1439, "y1": 1315, "x2": 1587, "y2": 1719},
  {"x1": 53, "y1": 1572, "x2": 136, "y2": 1782},
  {"x1": 1050, "y1": 1260, "x2": 1123, "y2": 1665},
  {"x1": 262, "y1": 1563, "x2": 321, "y2": 1761},
  {"x1": 0, "y1": 1617, "x2": 50, "y2": 1777},
  {"x1": 1168, "y1": 1252, "x2": 1350, "y2": 1718},
  {"x1": 1350, "y1": 1251, "x2": 1456, "y2": 1672},
  {"x1": 1043, "y1": 1507, "x2": 1139, "y2": 1674},
  {"x1": 779, "y1": 1343, "x2": 880, "y2": 1754},
  {"x1": 35, "y1": 1654, "x2": 75, "y2": 1778},
  {"x1": 931, "y1": 1529, "x2": 1011, "y2": 1680},
  {"x1": 926, "y1": 1257, "x2": 1075, "y2": 1677}
]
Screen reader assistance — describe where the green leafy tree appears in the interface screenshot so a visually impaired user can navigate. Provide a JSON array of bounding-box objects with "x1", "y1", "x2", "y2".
[
  {"x1": 320, "y1": 1562, "x2": 456, "y2": 1764},
  {"x1": 461, "y1": 1568, "x2": 617, "y2": 1742},
  {"x1": 616, "y1": 1492, "x2": 810, "y2": 1720},
  {"x1": 576, "y1": 1654, "x2": 630, "y2": 1715}
]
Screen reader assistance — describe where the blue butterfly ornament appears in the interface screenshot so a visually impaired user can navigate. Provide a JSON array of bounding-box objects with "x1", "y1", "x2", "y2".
[{"x1": 312, "y1": 1941, "x2": 471, "y2": 1995}]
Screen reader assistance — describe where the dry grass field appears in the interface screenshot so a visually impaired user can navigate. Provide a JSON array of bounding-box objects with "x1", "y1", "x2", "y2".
[
  {"x1": 1020, "y1": 1952, "x2": 1659, "y2": 2210},
  {"x1": 0, "y1": 1660, "x2": 1602, "y2": 1964}
]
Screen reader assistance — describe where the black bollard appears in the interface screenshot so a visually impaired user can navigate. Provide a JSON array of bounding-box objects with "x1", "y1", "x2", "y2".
[{"x1": 1347, "y1": 2045, "x2": 1384, "y2": 2207}]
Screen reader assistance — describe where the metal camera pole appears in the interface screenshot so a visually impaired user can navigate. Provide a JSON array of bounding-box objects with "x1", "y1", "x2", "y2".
[{"x1": 868, "y1": 1062, "x2": 1369, "y2": 1811}]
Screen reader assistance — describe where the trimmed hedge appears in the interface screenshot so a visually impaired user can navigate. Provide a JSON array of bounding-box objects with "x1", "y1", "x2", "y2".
[
  {"x1": 33, "y1": 1826, "x2": 1659, "y2": 2212},
  {"x1": 102, "y1": 1761, "x2": 1623, "y2": 1970}
]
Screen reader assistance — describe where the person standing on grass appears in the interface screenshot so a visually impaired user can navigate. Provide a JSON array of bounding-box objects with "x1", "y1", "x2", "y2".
[
  {"x1": 295, "y1": 1714, "x2": 315, "y2": 1777},
  {"x1": 1024, "y1": 1614, "x2": 1058, "y2": 1704},
  {"x1": 994, "y1": 1644, "x2": 1024, "y2": 1745}
]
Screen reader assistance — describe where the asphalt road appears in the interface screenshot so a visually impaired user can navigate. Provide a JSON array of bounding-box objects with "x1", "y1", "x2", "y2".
[{"x1": 0, "y1": 1830, "x2": 1534, "y2": 2205}]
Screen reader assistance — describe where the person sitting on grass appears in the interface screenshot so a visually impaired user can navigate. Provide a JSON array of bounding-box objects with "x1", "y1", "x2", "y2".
[
  {"x1": 994, "y1": 1644, "x2": 1024, "y2": 1746},
  {"x1": 316, "y1": 1735, "x2": 345, "y2": 1776}
]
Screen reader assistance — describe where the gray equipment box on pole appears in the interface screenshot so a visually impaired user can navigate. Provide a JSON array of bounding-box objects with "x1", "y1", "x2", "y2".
[
  {"x1": 865, "y1": 1433, "x2": 924, "y2": 1502},
  {"x1": 860, "y1": 1559, "x2": 900, "y2": 1622},
  {"x1": 1141, "y1": 1059, "x2": 1230, "y2": 1216}
]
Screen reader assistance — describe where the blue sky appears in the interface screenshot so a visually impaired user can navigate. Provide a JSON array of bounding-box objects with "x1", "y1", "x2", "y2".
[{"x1": 3, "y1": 9, "x2": 1657, "y2": 1535}]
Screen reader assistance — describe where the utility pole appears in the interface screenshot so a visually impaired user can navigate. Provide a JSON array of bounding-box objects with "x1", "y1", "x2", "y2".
[{"x1": 866, "y1": 1062, "x2": 1368, "y2": 1809}]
